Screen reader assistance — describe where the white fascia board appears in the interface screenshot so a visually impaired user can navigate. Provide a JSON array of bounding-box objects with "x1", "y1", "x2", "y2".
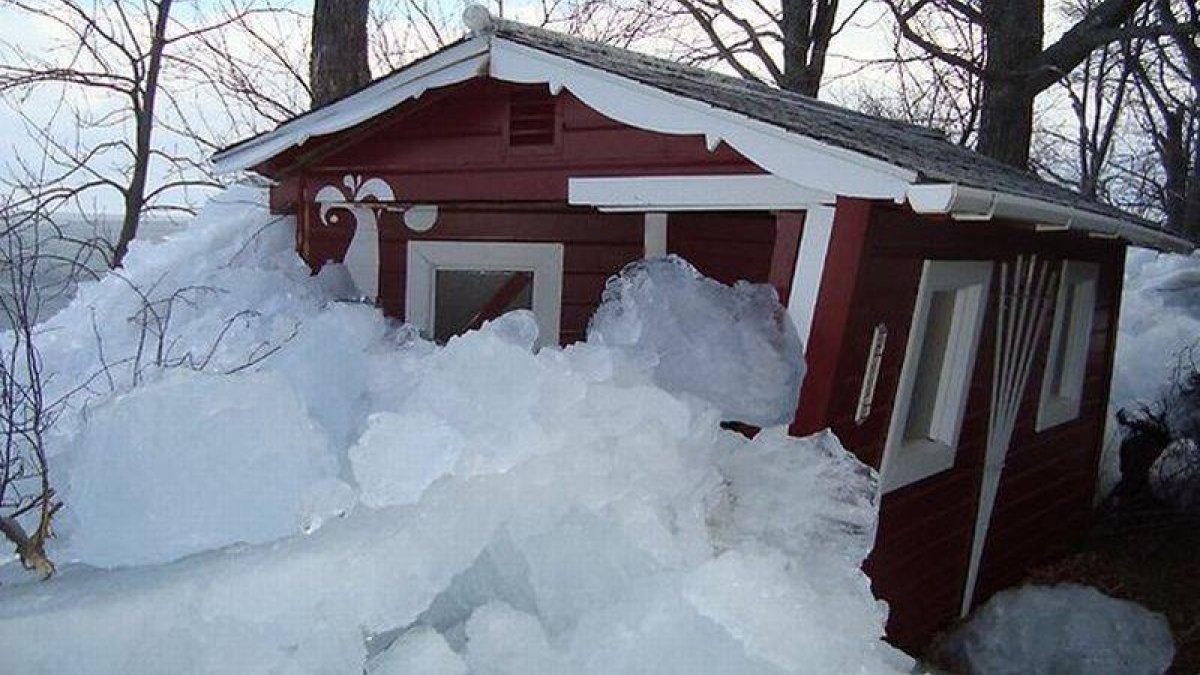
[
  {"x1": 908, "y1": 183, "x2": 1195, "y2": 253},
  {"x1": 490, "y1": 39, "x2": 916, "y2": 201},
  {"x1": 568, "y1": 175, "x2": 834, "y2": 212},
  {"x1": 211, "y1": 37, "x2": 491, "y2": 173}
]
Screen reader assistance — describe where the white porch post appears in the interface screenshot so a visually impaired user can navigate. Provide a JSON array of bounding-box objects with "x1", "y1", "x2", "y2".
[{"x1": 643, "y1": 212, "x2": 668, "y2": 258}]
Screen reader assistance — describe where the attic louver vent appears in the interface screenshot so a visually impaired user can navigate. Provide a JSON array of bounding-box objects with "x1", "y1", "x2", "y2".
[{"x1": 508, "y1": 89, "x2": 557, "y2": 147}]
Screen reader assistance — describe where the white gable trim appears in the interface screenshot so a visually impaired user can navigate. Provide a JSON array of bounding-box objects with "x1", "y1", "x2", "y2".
[
  {"x1": 489, "y1": 39, "x2": 915, "y2": 201},
  {"x1": 211, "y1": 37, "x2": 490, "y2": 173},
  {"x1": 568, "y1": 175, "x2": 834, "y2": 211}
]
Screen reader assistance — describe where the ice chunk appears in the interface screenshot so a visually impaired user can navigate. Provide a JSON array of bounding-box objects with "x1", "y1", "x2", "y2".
[
  {"x1": 58, "y1": 369, "x2": 344, "y2": 567},
  {"x1": 351, "y1": 411, "x2": 464, "y2": 508},
  {"x1": 369, "y1": 627, "x2": 467, "y2": 675},
  {"x1": 715, "y1": 427, "x2": 879, "y2": 565},
  {"x1": 588, "y1": 256, "x2": 805, "y2": 427},
  {"x1": 0, "y1": 188, "x2": 910, "y2": 675},
  {"x1": 1149, "y1": 438, "x2": 1200, "y2": 512},
  {"x1": 464, "y1": 602, "x2": 566, "y2": 675},
  {"x1": 1114, "y1": 249, "x2": 1200, "y2": 410},
  {"x1": 941, "y1": 583, "x2": 1175, "y2": 675},
  {"x1": 684, "y1": 549, "x2": 906, "y2": 674}
]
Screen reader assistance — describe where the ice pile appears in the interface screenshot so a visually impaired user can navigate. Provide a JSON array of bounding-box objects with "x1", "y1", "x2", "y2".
[
  {"x1": 941, "y1": 583, "x2": 1175, "y2": 675},
  {"x1": 0, "y1": 188, "x2": 907, "y2": 673},
  {"x1": 588, "y1": 256, "x2": 805, "y2": 427},
  {"x1": 1113, "y1": 248, "x2": 1200, "y2": 410},
  {"x1": 1149, "y1": 438, "x2": 1200, "y2": 511},
  {"x1": 59, "y1": 369, "x2": 351, "y2": 566}
]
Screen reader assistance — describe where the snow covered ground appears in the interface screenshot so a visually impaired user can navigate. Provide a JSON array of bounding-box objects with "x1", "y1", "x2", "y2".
[{"x1": 0, "y1": 188, "x2": 911, "y2": 673}]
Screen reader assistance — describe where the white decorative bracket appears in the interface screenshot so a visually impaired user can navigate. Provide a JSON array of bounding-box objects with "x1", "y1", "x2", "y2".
[
  {"x1": 960, "y1": 255, "x2": 1059, "y2": 616},
  {"x1": 314, "y1": 175, "x2": 439, "y2": 301}
]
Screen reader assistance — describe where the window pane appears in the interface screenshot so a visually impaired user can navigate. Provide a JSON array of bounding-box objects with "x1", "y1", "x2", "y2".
[
  {"x1": 1049, "y1": 282, "x2": 1077, "y2": 397},
  {"x1": 434, "y1": 270, "x2": 533, "y2": 342},
  {"x1": 904, "y1": 290, "x2": 957, "y2": 445}
]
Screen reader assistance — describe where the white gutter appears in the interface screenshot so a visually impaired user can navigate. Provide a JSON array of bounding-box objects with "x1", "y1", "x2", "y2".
[{"x1": 908, "y1": 183, "x2": 1194, "y2": 254}]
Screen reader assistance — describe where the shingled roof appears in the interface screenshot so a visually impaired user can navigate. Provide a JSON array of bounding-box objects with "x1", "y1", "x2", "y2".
[{"x1": 212, "y1": 9, "x2": 1192, "y2": 251}]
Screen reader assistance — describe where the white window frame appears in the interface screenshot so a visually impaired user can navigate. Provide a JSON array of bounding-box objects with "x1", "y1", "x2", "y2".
[
  {"x1": 405, "y1": 241, "x2": 564, "y2": 348},
  {"x1": 881, "y1": 260, "x2": 993, "y2": 493},
  {"x1": 1036, "y1": 261, "x2": 1099, "y2": 431}
]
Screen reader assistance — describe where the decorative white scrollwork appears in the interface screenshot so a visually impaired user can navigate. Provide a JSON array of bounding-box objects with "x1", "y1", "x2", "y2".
[{"x1": 313, "y1": 175, "x2": 397, "y2": 301}]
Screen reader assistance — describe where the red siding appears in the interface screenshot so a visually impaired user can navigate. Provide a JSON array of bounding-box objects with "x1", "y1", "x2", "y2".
[
  {"x1": 276, "y1": 79, "x2": 760, "y2": 211},
  {"x1": 798, "y1": 200, "x2": 1125, "y2": 649},
  {"x1": 285, "y1": 80, "x2": 775, "y2": 344},
  {"x1": 668, "y1": 212, "x2": 778, "y2": 286}
]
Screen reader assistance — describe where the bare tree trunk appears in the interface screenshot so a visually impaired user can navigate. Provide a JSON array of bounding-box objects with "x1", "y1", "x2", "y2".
[
  {"x1": 112, "y1": 0, "x2": 173, "y2": 269},
  {"x1": 888, "y1": 0, "x2": 1164, "y2": 169},
  {"x1": 977, "y1": 0, "x2": 1043, "y2": 167},
  {"x1": 779, "y1": 0, "x2": 838, "y2": 97},
  {"x1": 309, "y1": 0, "x2": 371, "y2": 109}
]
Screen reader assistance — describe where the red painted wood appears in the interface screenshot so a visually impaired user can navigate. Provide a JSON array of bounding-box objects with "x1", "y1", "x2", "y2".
[
  {"x1": 799, "y1": 201, "x2": 1128, "y2": 650},
  {"x1": 790, "y1": 198, "x2": 874, "y2": 437},
  {"x1": 271, "y1": 79, "x2": 762, "y2": 208},
  {"x1": 768, "y1": 212, "x2": 805, "y2": 304},
  {"x1": 667, "y1": 212, "x2": 777, "y2": 286}
]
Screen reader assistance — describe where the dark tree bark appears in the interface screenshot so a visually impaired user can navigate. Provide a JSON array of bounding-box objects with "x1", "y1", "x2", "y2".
[
  {"x1": 309, "y1": 0, "x2": 371, "y2": 109},
  {"x1": 975, "y1": 0, "x2": 1044, "y2": 166},
  {"x1": 887, "y1": 0, "x2": 1190, "y2": 168},
  {"x1": 780, "y1": 0, "x2": 840, "y2": 96}
]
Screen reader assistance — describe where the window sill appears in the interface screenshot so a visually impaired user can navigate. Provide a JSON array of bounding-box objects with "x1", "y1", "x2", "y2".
[
  {"x1": 881, "y1": 439, "x2": 956, "y2": 493},
  {"x1": 1036, "y1": 395, "x2": 1082, "y2": 432}
]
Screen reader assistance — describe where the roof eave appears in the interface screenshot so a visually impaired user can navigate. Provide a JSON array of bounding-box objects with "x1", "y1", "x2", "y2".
[
  {"x1": 908, "y1": 183, "x2": 1194, "y2": 254},
  {"x1": 210, "y1": 36, "x2": 491, "y2": 174}
]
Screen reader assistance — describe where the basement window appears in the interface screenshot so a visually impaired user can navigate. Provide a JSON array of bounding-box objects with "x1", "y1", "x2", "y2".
[
  {"x1": 1036, "y1": 261, "x2": 1099, "y2": 431},
  {"x1": 406, "y1": 241, "x2": 564, "y2": 348},
  {"x1": 508, "y1": 88, "x2": 558, "y2": 147},
  {"x1": 882, "y1": 260, "x2": 992, "y2": 493}
]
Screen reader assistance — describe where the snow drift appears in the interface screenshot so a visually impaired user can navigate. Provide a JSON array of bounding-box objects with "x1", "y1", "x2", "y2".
[
  {"x1": 0, "y1": 187, "x2": 910, "y2": 673},
  {"x1": 941, "y1": 583, "x2": 1175, "y2": 675}
]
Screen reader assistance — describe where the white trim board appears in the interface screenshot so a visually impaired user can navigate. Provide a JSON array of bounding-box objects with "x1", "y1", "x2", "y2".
[
  {"x1": 879, "y1": 260, "x2": 993, "y2": 493},
  {"x1": 569, "y1": 175, "x2": 835, "y2": 212},
  {"x1": 643, "y1": 213, "x2": 667, "y2": 257},
  {"x1": 213, "y1": 34, "x2": 917, "y2": 202},
  {"x1": 786, "y1": 205, "x2": 835, "y2": 350},
  {"x1": 405, "y1": 241, "x2": 564, "y2": 348},
  {"x1": 1036, "y1": 260, "x2": 1099, "y2": 431}
]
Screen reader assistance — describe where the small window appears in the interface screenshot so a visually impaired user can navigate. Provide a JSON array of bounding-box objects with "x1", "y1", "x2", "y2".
[
  {"x1": 406, "y1": 242, "x2": 563, "y2": 348},
  {"x1": 882, "y1": 260, "x2": 992, "y2": 493},
  {"x1": 433, "y1": 270, "x2": 533, "y2": 342},
  {"x1": 1036, "y1": 261, "x2": 1099, "y2": 430},
  {"x1": 508, "y1": 89, "x2": 557, "y2": 147}
]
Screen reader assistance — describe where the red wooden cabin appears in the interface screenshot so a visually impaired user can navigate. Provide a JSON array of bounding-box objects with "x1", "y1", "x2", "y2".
[{"x1": 212, "y1": 8, "x2": 1194, "y2": 650}]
